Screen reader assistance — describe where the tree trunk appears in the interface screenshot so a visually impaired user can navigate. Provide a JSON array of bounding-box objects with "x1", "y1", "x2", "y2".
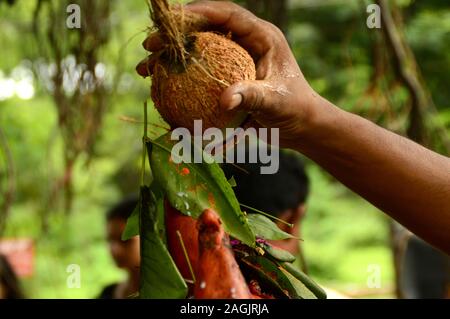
[
  {"x1": 244, "y1": 0, "x2": 288, "y2": 34},
  {"x1": 376, "y1": 0, "x2": 445, "y2": 299},
  {"x1": 377, "y1": 0, "x2": 430, "y2": 145}
]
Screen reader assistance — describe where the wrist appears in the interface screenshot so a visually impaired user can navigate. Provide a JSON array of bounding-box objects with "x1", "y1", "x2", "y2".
[{"x1": 292, "y1": 91, "x2": 345, "y2": 152}]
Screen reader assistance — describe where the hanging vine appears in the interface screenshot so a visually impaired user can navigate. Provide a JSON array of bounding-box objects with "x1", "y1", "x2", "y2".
[{"x1": 32, "y1": 0, "x2": 112, "y2": 223}]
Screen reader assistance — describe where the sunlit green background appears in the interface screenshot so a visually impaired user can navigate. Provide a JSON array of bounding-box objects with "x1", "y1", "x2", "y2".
[{"x1": 0, "y1": 0, "x2": 448, "y2": 298}]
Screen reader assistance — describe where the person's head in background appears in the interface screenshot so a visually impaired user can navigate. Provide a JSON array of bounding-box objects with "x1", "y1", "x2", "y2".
[
  {"x1": 222, "y1": 150, "x2": 309, "y2": 255},
  {"x1": 106, "y1": 197, "x2": 140, "y2": 272},
  {"x1": 0, "y1": 254, "x2": 25, "y2": 299}
]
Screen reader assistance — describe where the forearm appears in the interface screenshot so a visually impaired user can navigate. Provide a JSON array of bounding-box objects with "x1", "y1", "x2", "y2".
[
  {"x1": 296, "y1": 95, "x2": 450, "y2": 253},
  {"x1": 161, "y1": 0, "x2": 450, "y2": 252}
]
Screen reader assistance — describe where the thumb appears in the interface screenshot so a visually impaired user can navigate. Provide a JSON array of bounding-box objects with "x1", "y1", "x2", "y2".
[{"x1": 220, "y1": 80, "x2": 273, "y2": 113}]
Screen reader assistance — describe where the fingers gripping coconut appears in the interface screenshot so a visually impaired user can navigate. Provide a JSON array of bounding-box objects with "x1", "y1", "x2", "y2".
[{"x1": 141, "y1": 0, "x2": 256, "y2": 132}]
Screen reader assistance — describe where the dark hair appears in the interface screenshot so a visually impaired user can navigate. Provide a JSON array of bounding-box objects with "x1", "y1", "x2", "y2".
[
  {"x1": 0, "y1": 254, "x2": 25, "y2": 299},
  {"x1": 106, "y1": 196, "x2": 139, "y2": 221},
  {"x1": 222, "y1": 150, "x2": 309, "y2": 217}
]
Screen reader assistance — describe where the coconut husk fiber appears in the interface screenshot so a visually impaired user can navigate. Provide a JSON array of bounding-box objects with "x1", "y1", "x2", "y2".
[{"x1": 147, "y1": 0, "x2": 256, "y2": 132}]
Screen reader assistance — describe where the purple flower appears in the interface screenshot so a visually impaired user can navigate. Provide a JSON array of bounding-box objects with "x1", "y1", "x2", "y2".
[
  {"x1": 256, "y1": 237, "x2": 268, "y2": 244},
  {"x1": 230, "y1": 239, "x2": 241, "y2": 246}
]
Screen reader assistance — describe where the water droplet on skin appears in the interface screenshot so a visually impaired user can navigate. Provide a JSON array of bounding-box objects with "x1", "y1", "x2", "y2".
[
  {"x1": 230, "y1": 287, "x2": 236, "y2": 298},
  {"x1": 280, "y1": 61, "x2": 300, "y2": 78},
  {"x1": 200, "y1": 281, "x2": 206, "y2": 289}
]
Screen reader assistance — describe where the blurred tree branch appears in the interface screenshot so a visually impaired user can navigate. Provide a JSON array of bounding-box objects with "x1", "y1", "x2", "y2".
[
  {"x1": 378, "y1": 0, "x2": 426, "y2": 144},
  {"x1": 242, "y1": 0, "x2": 288, "y2": 34},
  {"x1": 376, "y1": 0, "x2": 450, "y2": 299},
  {"x1": 32, "y1": 0, "x2": 112, "y2": 222},
  {"x1": 377, "y1": 0, "x2": 450, "y2": 152}
]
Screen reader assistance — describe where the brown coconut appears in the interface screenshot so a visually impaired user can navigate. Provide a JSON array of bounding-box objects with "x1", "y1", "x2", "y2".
[{"x1": 147, "y1": 1, "x2": 256, "y2": 132}]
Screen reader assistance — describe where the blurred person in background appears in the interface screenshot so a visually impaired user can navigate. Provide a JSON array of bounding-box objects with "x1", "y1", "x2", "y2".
[
  {"x1": 223, "y1": 149, "x2": 349, "y2": 298},
  {"x1": 223, "y1": 150, "x2": 309, "y2": 260},
  {"x1": 98, "y1": 197, "x2": 140, "y2": 299},
  {"x1": 0, "y1": 254, "x2": 25, "y2": 299},
  {"x1": 400, "y1": 235, "x2": 450, "y2": 299},
  {"x1": 224, "y1": 147, "x2": 450, "y2": 298}
]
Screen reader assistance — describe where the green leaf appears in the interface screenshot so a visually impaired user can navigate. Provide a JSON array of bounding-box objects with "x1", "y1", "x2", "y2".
[
  {"x1": 261, "y1": 243, "x2": 296, "y2": 263},
  {"x1": 147, "y1": 133, "x2": 255, "y2": 247},
  {"x1": 279, "y1": 267, "x2": 317, "y2": 299},
  {"x1": 228, "y1": 176, "x2": 237, "y2": 187},
  {"x1": 241, "y1": 255, "x2": 316, "y2": 299},
  {"x1": 247, "y1": 214, "x2": 295, "y2": 240},
  {"x1": 121, "y1": 204, "x2": 139, "y2": 241},
  {"x1": 139, "y1": 186, "x2": 188, "y2": 299},
  {"x1": 239, "y1": 256, "x2": 290, "y2": 299},
  {"x1": 281, "y1": 262, "x2": 327, "y2": 299},
  {"x1": 150, "y1": 183, "x2": 167, "y2": 244}
]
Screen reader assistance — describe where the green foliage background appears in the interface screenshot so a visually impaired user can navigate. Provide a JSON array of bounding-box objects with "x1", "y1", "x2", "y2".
[{"x1": 0, "y1": 0, "x2": 448, "y2": 298}]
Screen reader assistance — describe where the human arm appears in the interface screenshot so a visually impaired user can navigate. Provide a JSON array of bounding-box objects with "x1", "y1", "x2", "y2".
[{"x1": 137, "y1": 1, "x2": 450, "y2": 254}]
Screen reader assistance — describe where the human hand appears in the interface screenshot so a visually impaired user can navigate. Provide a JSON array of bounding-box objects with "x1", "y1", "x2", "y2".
[{"x1": 137, "y1": 0, "x2": 323, "y2": 148}]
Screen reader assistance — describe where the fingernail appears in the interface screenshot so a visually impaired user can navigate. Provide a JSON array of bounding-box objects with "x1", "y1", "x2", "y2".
[{"x1": 229, "y1": 94, "x2": 242, "y2": 110}]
